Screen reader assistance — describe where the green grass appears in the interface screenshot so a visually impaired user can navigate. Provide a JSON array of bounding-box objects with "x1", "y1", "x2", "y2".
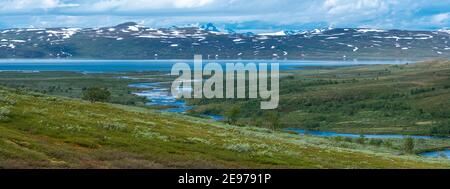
[
  {"x1": 3, "y1": 61, "x2": 449, "y2": 136},
  {"x1": 0, "y1": 86, "x2": 449, "y2": 168},
  {"x1": 188, "y1": 60, "x2": 450, "y2": 136},
  {"x1": 0, "y1": 71, "x2": 169, "y2": 106}
]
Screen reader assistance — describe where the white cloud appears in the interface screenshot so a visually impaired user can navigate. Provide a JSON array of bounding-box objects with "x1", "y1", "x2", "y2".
[
  {"x1": 0, "y1": 0, "x2": 449, "y2": 30},
  {"x1": 0, "y1": 0, "x2": 79, "y2": 12},
  {"x1": 323, "y1": 0, "x2": 391, "y2": 16},
  {"x1": 89, "y1": 0, "x2": 215, "y2": 11},
  {"x1": 173, "y1": 0, "x2": 215, "y2": 8},
  {"x1": 431, "y1": 13, "x2": 450, "y2": 24}
]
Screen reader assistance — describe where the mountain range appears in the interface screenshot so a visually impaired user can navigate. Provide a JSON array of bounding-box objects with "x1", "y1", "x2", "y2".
[{"x1": 0, "y1": 22, "x2": 449, "y2": 60}]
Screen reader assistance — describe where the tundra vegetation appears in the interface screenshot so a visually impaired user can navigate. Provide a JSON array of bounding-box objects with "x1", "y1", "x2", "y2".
[
  {"x1": 188, "y1": 60, "x2": 450, "y2": 137},
  {"x1": 0, "y1": 60, "x2": 449, "y2": 168},
  {"x1": 0, "y1": 86, "x2": 449, "y2": 168},
  {"x1": 82, "y1": 87, "x2": 111, "y2": 103}
]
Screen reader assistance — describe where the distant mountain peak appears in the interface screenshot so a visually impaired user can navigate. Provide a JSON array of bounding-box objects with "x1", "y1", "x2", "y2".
[
  {"x1": 115, "y1": 22, "x2": 139, "y2": 28},
  {"x1": 438, "y1": 29, "x2": 450, "y2": 35},
  {"x1": 201, "y1": 23, "x2": 220, "y2": 32},
  {"x1": 1, "y1": 22, "x2": 449, "y2": 60},
  {"x1": 225, "y1": 27, "x2": 236, "y2": 34}
]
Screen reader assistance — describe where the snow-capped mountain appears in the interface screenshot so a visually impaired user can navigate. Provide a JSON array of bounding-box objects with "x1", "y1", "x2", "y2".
[
  {"x1": 0, "y1": 22, "x2": 449, "y2": 60},
  {"x1": 200, "y1": 23, "x2": 221, "y2": 33}
]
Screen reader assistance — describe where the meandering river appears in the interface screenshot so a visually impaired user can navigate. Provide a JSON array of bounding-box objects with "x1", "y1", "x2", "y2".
[
  {"x1": 420, "y1": 149, "x2": 450, "y2": 158},
  {"x1": 284, "y1": 128, "x2": 435, "y2": 139}
]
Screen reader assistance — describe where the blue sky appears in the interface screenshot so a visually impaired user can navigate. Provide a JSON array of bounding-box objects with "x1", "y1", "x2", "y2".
[{"x1": 0, "y1": 0, "x2": 449, "y2": 32}]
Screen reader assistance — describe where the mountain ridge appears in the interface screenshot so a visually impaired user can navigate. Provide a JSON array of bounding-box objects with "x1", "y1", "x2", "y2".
[{"x1": 0, "y1": 22, "x2": 449, "y2": 60}]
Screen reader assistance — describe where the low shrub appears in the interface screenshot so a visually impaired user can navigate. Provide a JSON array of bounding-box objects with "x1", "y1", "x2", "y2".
[
  {"x1": 82, "y1": 87, "x2": 111, "y2": 103},
  {"x1": 368, "y1": 139, "x2": 383, "y2": 146},
  {"x1": 99, "y1": 122, "x2": 127, "y2": 131},
  {"x1": 0, "y1": 96, "x2": 16, "y2": 105},
  {"x1": 133, "y1": 129, "x2": 169, "y2": 141},
  {"x1": 355, "y1": 135, "x2": 366, "y2": 144},
  {"x1": 187, "y1": 137, "x2": 212, "y2": 145},
  {"x1": 383, "y1": 141, "x2": 393, "y2": 148},
  {"x1": 333, "y1": 136, "x2": 344, "y2": 142},
  {"x1": 0, "y1": 106, "x2": 11, "y2": 121},
  {"x1": 225, "y1": 143, "x2": 252, "y2": 153},
  {"x1": 343, "y1": 137, "x2": 353, "y2": 143},
  {"x1": 402, "y1": 138, "x2": 415, "y2": 154},
  {"x1": 429, "y1": 121, "x2": 450, "y2": 136}
]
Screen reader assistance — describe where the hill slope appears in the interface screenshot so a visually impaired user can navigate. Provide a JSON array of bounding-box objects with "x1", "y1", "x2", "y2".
[
  {"x1": 189, "y1": 60, "x2": 450, "y2": 136},
  {"x1": 0, "y1": 87, "x2": 448, "y2": 168}
]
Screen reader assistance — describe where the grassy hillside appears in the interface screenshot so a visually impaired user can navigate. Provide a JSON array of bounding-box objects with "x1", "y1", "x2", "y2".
[
  {"x1": 0, "y1": 86, "x2": 448, "y2": 168},
  {"x1": 189, "y1": 60, "x2": 450, "y2": 136},
  {"x1": 0, "y1": 71, "x2": 156, "y2": 106}
]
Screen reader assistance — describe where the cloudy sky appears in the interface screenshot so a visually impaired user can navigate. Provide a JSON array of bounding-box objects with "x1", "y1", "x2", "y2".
[{"x1": 0, "y1": 0, "x2": 449, "y2": 32}]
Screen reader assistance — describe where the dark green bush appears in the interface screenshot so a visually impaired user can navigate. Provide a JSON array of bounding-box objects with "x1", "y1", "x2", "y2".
[
  {"x1": 82, "y1": 87, "x2": 111, "y2": 103},
  {"x1": 368, "y1": 139, "x2": 383, "y2": 146},
  {"x1": 402, "y1": 138, "x2": 415, "y2": 154}
]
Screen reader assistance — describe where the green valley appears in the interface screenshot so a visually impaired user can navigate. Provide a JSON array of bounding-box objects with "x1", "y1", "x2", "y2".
[
  {"x1": 1, "y1": 60, "x2": 450, "y2": 168},
  {"x1": 189, "y1": 60, "x2": 450, "y2": 136},
  {"x1": 0, "y1": 86, "x2": 449, "y2": 168}
]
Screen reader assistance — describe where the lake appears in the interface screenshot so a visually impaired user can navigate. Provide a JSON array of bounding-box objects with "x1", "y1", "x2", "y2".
[{"x1": 0, "y1": 59, "x2": 409, "y2": 72}]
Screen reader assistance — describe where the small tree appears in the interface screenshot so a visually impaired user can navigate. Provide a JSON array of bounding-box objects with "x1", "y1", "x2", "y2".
[
  {"x1": 82, "y1": 87, "x2": 111, "y2": 103},
  {"x1": 403, "y1": 138, "x2": 415, "y2": 154},
  {"x1": 266, "y1": 111, "x2": 280, "y2": 131},
  {"x1": 225, "y1": 106, "x2": 241, "y2": 124},
  {"x1": 355, "y1": 134, "x2": 366, "y2": 144}
]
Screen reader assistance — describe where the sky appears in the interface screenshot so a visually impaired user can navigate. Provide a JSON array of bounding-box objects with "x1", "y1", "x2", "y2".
[{"x1": 0, "y1": 0, "x2": 449, "y2": 32}]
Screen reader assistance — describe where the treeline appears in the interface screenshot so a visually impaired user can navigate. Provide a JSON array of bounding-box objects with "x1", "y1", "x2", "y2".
[{"x1": 430, "y1": 121, "x2": 450, "y2": 136}]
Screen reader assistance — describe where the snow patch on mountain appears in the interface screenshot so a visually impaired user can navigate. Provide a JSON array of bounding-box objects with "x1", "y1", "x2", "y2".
[
  {"x1": 26, "y1": 28, "x2": 44, "y2": 32},
  {"x1": 258, "y1": 31, "x2": 286, "y2": 36},
  {"x1": 357, "y1": 29, "x2": 385, "y2": 33},
  {"x1": 10, "y1": 40, "x2": 26, "y2": 43},
  {"x1": 438, "y1": 29, "x2": 450, "y2": 35},
  {"x1": 128, "y1": 25, "x2": 142, "y2": 32},
  {"x1": 46, "y1": 28, "x2": 80, "y2": 39}
]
